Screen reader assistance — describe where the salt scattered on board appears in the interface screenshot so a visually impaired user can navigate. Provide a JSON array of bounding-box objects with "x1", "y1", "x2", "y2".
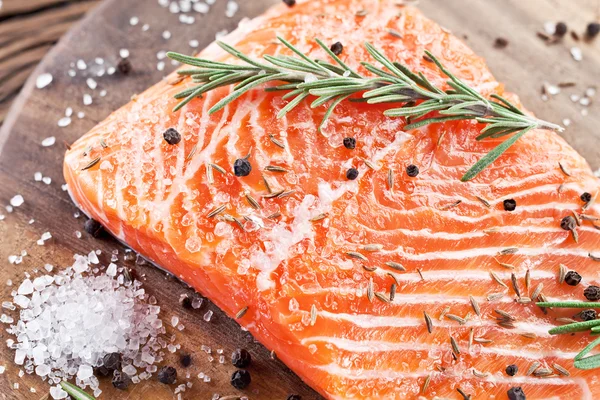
[
  {"x1": 35, "y1": 73, "x2": 53, "y2": 89},
  {"x1": 2, "y1": 253, "x2": 172, "y2": 397}
]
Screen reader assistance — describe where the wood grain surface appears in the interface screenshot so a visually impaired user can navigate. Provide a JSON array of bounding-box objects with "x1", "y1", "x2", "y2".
[
  {"x1": 0, "y1": 0, "x2": 100, "y2": 126},
  {"x1": 0, "y1": 0, "x2": 599, "y2": 399}
]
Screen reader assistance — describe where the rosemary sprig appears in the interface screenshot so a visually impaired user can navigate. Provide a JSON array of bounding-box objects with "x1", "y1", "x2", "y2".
[
  {"x1": 167, "y1": 37, "x2": 562, "y2": 181},
  {"x1": 537, "y1": 301, "x2": 600, "y2": 370}
]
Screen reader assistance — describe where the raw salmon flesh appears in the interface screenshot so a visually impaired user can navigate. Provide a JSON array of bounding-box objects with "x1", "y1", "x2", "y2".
[{"x1": 64, "y1": 0, "x2": 600, "y2": 398}]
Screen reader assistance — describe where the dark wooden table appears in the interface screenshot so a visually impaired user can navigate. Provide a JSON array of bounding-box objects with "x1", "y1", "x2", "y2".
[{"x1": 0, "y1": 0, "x2": 100, "y2": 125}]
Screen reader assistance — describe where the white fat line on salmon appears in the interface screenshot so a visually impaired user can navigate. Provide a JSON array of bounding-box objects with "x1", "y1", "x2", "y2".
[
  {"x1": 367, "y1": 198, "x2": 598, "y2": 224},
  {"x1": 301, "y1": 336, "x2": 579, "y2": 361},
  {"x1": 380, "y1": 245, "x2": 599, "y2": 262},
  {"x1": 314, "y1": 363, "x2": 592, "y2": 399},
  {"x1": 317, "y1": 310, "x2": 553, "y2": 337},
  {"x1": 371, "y1": 268, "x2": 555, "y2": 283},
  {"x1": 405, "y1": 182, "x2": 590, "y2": 208},
  {"x1": 355, "y1": 223, "x2": 600, "y2": 240},
  {"x1": 299, "y1": 288, "x2": 593, "y2": 314}
]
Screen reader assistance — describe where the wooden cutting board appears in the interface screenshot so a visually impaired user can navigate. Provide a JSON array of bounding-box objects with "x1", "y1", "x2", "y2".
[{"x1": 0, "y1": 0, "x2": 599, "y2": 399}]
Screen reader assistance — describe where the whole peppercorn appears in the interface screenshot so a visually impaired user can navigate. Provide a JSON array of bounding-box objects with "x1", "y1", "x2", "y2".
[
  {"x1": 580, "y1": 309, "x2": 597, "y2": 321},
  {"x1": 587, "y1": 22, "x2": 600, "y2": 38},
  {"x1": 231, "y1": 348, "x2": 252, "y2": 368},
  {"x1": 233, "y1": 158, "x2": 252, "y2": 177},
  {"x1": 180, "y1": 295, "x2": 193, "y2": 309},
  {"x1": 346, "y1": 168, "x2": 359, "y2": 180},
  {"x1": 83, "y1": 218, "x2": 104, "y2": 238},
  {"x1": 503, "y1": 199, "x2": 517, "y2": 212},
  {"x1": 117, "y1": 58, "x2": 132, "y2": 75},
  {"x1": 330, "y1": 42, "x2": 344, "y2": 56},
  {"x1": 112, "y1": 370, "x2": 130, "y2": 390},
  {"x1": 505, "y1": 364, "x2": 518, "y2": 376},
  {"x1": 406, "y1": 164, "x2": 419, "y2": 177},
  {"x1": 103, "y1": 352, "x2": 122, "y2": 371},
  {"x1": 581, "y1": 192, "x2": 592, "y2": 202},
  {"x1": 163, "y1": 128, "x2": 181, "y2": 145},
  {"x1": 282, "y1": 0, "x2": 295, "y2": 6},
  {"x1": 158, "y1": 366, "x2": 177, "y2": 384},
  {"x1": 565, "y1": 270, "x2": 582, "y2": 286},
  {"x1": 230, "y1": 369, "x2": 251, "y2": 390},
  {"x1": 507, "y1": 386, "x2": 526, "y2": 400},
  {"x1": 584, "y1": 285, "x2": 600, "y2": 301},
  {"x1": 561, "y1": 216, "x2": 576, "y2": 231},
  {"x1": 494, "y1": 37, "x2": 509, "y2": 49},
  {"x1": 343, "y1": 137, "x2": 356, "y2": 149},
  {"x1": 554, "y1": 22, "x2": 568, "y2": 37},
  {"x1": 180, "y1": 353, "x2": 192, "y2": 368},
  {"x1": 287, "y1": 396, "x2": 302, "y2": 400}
]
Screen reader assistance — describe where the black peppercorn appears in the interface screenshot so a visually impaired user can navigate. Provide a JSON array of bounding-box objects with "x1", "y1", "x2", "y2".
[
  {"x1": 163, "y1": 128, "x2": 181, "y2": 145},
  {"x1": 406, "y1": 164, "x2": 419, "y2": 177},
  {"x1": 231, "y1": 348, "x2": 252, "y2": 368},
  {"x1": 503, "y1": 199, "x2": 517, "y2": 212},
  {"x1": 180, "y1": 295, "x2": 193, "y2": 309},
  {"x1": 343, "y1": 137, "x2": 356, "y2": 149},
  {"x1": 554, "y1": 22, "x2": 568, "y2": 37},
  {"x1": 580, "y1": 309, "x2": 597, "y2": 321},
  {"x1": 346, "y1": 168, "x2": 359, "y2": 180},
  {"x1": 94, "y1": 365, "x2": 110, "y2": 377},
  {"x1": 83, "y1": 218, "x2": 104, "y2": 238},
  {"x1": 287, "y1": 396, "x2": 302, "y2": 400},
  {"x1": 587, "y1": 22, "x2": 600, "y2": 38},
  {"x1": 565, "y1": 270, "x2": 582, "y2": 286},
  {"x1": 103, "y1": 352, "x2": 122, "y2": 371},
  {"x1": 112, "y1": 370, "x2": 130, "y2": 390},
  {"x1": 282, "y1": 0, "x2": 295, "y2": 6},
  {"x1": 505, "y1": 364, "x2": 518, "y2": 376},
  {"x1": 233, "y1": 158, "x2": 252, "y2": 177},
  {"x1": 330, "y1": 42, "x2": 344, "y2": 55},
  {"x1": 584, "y1": 285, "x2": 600, "y2": 301},
  {"x1": 230, "y1": 369, "x2": 251, "y2": 390},
  {"x1": 581, "y1": 192, "x2": 592, "y2": 202},
  {"x1": 507, "y1": 386, "x2": 526, "y2": 400},
  {"x1": 180, "y1": 353, "x2": 192, "y2": 368},
  {"x1": 494, "y1": 37, "x2": 509, "y2": 49},
  {"x1": 117, "y1": 58, "x2": 132, "y2": 75},
  {"x1": 560, "y1": 216, "x2": 576, "y2": 231},
  {"x1": 158, "y1": 366, "x2": 177, "y2": 384}
]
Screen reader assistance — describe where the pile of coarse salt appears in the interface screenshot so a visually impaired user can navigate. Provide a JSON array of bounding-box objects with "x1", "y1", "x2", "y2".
[{"x1": 3, "y1": 251, "x2": 169, "y2": 398}]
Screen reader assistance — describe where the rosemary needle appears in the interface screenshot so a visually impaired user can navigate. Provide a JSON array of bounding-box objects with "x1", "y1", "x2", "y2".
[
  {"x1": 167, "y1": 37, "x2": 562, "y2": 181},
  {"x1": 60, "y1": 382, "x2": 96, "y2": 400}
]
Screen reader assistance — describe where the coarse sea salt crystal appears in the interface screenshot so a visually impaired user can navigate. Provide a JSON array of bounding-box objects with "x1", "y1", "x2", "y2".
[
  {"x1": 42, "y1": 177, "x2": 51, "y2": 185},
  {"x1": 76, "y1": 59, "x2": 87, "y2": 70},
  {"x1": 571, "y1": 47, "x2": 582, "y2": 62},
  {"x1": 50, "y1": 385, "x2": 68, "y2": 399},
  {"x1": 225, "y1": 0, "x2": 238, "y2": 17},
  {"x1": 36, "y1": 73, "x2": 53, "y2": 89},
  {"x1": 58, "y1": 117, "x2": 71, "y2": 127},
  {"x1": 162, "y1": 30, "x2": 171, "y2": 40},
  {"x1": 17, "y1": 279, "x2": 34, "y2": 295},
  {"x1": 86, "y1": 78, "x2": 97, "y2": 90},
  {"x1": 65, "y1": 107, "x2": 73, "y2": 117},
  {"x1": 130, "y1": 16, "x2": 139, "y2": 26},
  {"x1": 10, "y1": 195, "x2": 24, "y2": 207},
  {"x1": 189, "y1": 39, "x2": 199, "y2": 48},
  {"x1": 193, "y1": 3, "x2": 209, "y2": 13},
  {"x1": 119, "y1": 48, "x2": 130, "y2": 58},
  {"x1": 83, "y1": 94, "x2": 92, "y2": 106},
  {"x1": 34, "y1": 172, "x2": 42, "y2": 181}
]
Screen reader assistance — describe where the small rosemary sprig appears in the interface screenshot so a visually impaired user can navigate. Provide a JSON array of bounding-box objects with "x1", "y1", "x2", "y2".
[
  {"x1": 167, "y1": 37, "x2": 562, "y2": 181},
  {"x1": 537, "y1": 301, "x2": 600, "y2": 370}
]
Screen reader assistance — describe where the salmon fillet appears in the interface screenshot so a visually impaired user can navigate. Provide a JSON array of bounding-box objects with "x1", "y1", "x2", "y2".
[{"x1": 64, "y1": 0, "x2": 600, "y2": 398}]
